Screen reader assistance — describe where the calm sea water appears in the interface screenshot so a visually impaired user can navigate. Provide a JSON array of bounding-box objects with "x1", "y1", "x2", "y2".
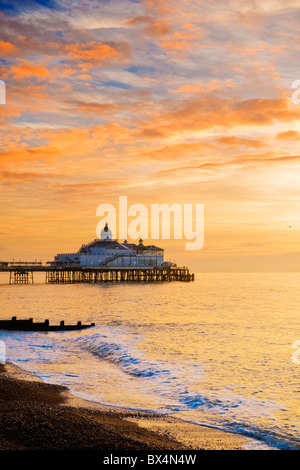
[{"x1": 1, "y1": 272, "x2": 300, "y2": 449}]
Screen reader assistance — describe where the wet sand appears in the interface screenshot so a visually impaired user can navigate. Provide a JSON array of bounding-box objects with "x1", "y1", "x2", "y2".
[{"x1": 0, "y1": 362, "x2": 274, "y2": 451}]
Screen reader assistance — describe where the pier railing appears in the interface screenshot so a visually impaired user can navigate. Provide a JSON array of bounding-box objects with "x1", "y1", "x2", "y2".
[{"x1": 8, "y1": 261, "x2": 43, "y2": 267}]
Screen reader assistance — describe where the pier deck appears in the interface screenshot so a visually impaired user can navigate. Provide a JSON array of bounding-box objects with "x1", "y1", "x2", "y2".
[{"x1": 0, "y1": 265, "x2": 194, "y2": 284}]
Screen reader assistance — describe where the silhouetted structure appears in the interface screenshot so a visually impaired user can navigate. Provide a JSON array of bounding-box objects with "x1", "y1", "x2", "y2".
[{"x1": 0, "y1": 317, "x2": 95, "y2": 331}]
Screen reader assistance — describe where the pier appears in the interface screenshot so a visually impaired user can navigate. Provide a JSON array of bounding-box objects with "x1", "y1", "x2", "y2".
[
  {"x1": 0, "y1": 225, "x2": 196, "y2": 284},
  {"x1": 0, "y1": 263, "x2": 194, "y2": 284},
  {"x1": 45, "y1": 266, "x2": 194, "y2": 283}
]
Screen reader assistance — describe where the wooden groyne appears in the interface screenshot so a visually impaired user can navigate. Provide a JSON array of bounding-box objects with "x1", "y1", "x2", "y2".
[
  {"x1": 0, "y1": 316, "x2": 95, "y2": 331},
  {"x1": 0, "y1": 265, "x2": 194, "y2": 284}
]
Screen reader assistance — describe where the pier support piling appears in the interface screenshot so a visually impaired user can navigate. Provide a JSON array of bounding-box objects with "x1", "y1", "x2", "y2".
[
  {"x1": 44, "y1": 267, "x2": 194, "y2": 284},
  {"x1": 9, "y1": 270, "x2": 34, "y2": 284}
]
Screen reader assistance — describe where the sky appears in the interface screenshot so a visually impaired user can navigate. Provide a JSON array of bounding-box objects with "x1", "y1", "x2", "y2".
[{"x1": 1, "y1": 0, "x2": 300, "y2": 272}]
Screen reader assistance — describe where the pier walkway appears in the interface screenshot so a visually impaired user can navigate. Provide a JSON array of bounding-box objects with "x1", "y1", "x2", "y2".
[{"x1": 0, "y1": 263, "x2": 194, "y2": 284}]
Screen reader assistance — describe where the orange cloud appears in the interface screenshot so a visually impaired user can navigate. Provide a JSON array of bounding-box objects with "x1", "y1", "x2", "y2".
[
  {"x1": 170, "y1": 79, "x2": 235, "y2": 94},
  {"x1": 217, "y1": 136, "x2": 267, "y2": 149},
  {"x1": 0, "y1": 145, "x2": 59, "y2": 168},
  {"x1": 10, "y1": 60, "x2": 51, "y2": 80},
  {"x1": 275, "y1": 130, "x2": 300, "y2": 140},
  {"x1": 0, "y1": 170, "x2": 61, "y2": 184},
  {"x1": 159, "y1": 26, "x2": 204, "y2": 53},
  {"x1": 63, "y1": 100, "x2": 119, "y2": 117},
  {"x1": 125, "y1": 15, "x2": 171, "y2": 37},
  {"x1": 139, "y1": 96, "x2": 300, "y2": 138},
  {"x1": 152, "y1": 151, "x2": 300, "y2": 184},
  {"x1": 0, "y1": 123, "x2": 133, "y2": 173},
  {"x1": 0, "y1": 40, "x2": 18, "y2": 55},
  {"x1": 138, "y1": 141, "x2": 215, "y2": 160},
  {"x1": 65, "y1": 41, "x2": 130, "y2": 65},
  {"x1": 144, "y1": 0, "x2": 176, "y2": 15},
  {"x1": 159, "y1": 38, "x2": 189, "y2": 51}
]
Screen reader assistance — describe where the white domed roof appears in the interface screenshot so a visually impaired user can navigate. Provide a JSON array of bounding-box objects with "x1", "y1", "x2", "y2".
[{"x1": 100, "y1": 223, "x2": 113, "y2": 241}]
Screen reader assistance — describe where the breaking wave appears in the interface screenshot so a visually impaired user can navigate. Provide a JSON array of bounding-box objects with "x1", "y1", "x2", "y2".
[{"x1": 74, "y1": 333, "x2": 172, "y2": 379}]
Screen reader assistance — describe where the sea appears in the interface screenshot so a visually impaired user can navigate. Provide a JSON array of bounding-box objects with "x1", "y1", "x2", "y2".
[{"x1": 1, "y1": 271, "x2": 300, "y2": 450}]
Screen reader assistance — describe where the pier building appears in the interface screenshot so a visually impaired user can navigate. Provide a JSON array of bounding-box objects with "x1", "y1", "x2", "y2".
[{"x1": 49, "y1": 223, "x2": 167, "y2": 268}]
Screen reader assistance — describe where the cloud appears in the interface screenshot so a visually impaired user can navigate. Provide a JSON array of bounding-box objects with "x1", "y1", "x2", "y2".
[
  {"x1": 0, "y1": 122, "x2": 134, "y2": 172},
  {"x1": 275, "y1": 130, "x2": 300, "y2": 140},
  {"x1": 137, "y1": 96, "x2": 300, "y2": 138},
  {"x1": 10, "y1": 59, "x2": 51, "y2": 79},
  {"x1": 217, "y1": 135, "x2": 267, "y2": 148},
  {"x1": 138, "y1": 141, "x2": 215, "y2": 160},
  {"x1": 63, "y1": 100, "x2": 119, "y2": 116},
  {"x1": 0, "y1": 40, "x2": 18, "y2": 55},
  {"x1": 125, "y1": 15, "x2": 171, "y2": 38},
  {"x1": 0, "y1": 169, "x2": 61, "y2": 183},
  {"x1": 64, "y1": 42, "x2": 127, "y2": 65}
]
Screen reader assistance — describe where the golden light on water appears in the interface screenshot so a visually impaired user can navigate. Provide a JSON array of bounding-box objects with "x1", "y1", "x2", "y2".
[{"x1": 1, "y1": 273, "x2": 300, "y2": 448}]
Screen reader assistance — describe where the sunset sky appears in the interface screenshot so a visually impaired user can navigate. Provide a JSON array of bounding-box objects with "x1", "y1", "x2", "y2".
[{"x1": 1, "y1": 0, "x2": 300, "y2": 271}]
